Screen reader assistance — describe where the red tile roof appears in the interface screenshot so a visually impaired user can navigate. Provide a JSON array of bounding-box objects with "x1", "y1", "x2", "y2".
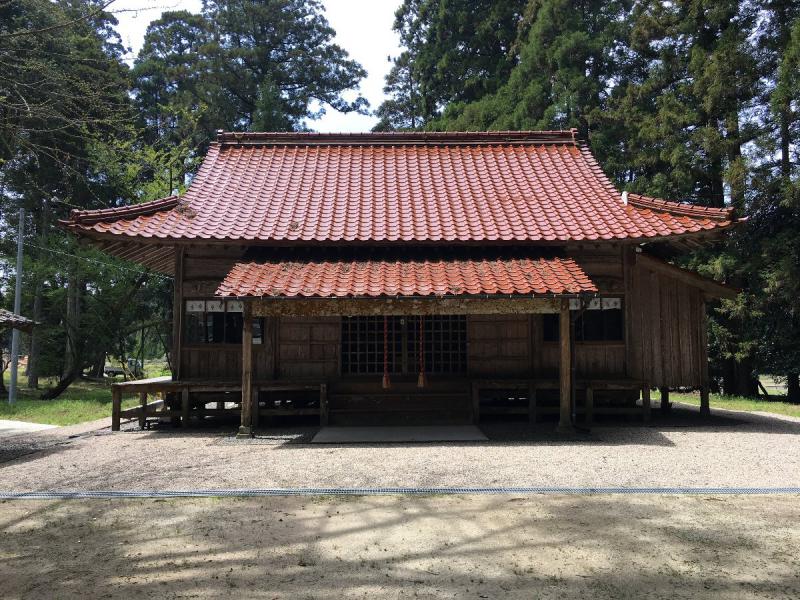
[
  {"x1": 62, "y1": 130, "x2": 736, "y2": 244},
  {"x1": 215, "y1": 257, "x2": 597, "y2": 298}
]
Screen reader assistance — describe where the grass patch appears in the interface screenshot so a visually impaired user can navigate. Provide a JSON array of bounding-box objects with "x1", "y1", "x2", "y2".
[
  {"x1": 670, "y1": 390, "x2": 800, "y2": 418},
  {"x1": 0, "y1": 374, "x2": 139, "y2": 426}
]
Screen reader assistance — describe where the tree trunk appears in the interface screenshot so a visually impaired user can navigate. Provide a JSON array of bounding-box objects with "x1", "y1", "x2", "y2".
[
  {"x1": 722, "y1": 357, "x2": 758, "y2": 397},
  {"x1": 27, "y1": 199, "x2": 49, "y2": 389},
  {"x1": 62, "y1": 263, "x2": 82, "y2": 380},
  {"x1": 787, "y1": 373, "x2": 800, "y2": 404},
  {"x1": 40, "y1": 368, "x2": 79, "y2": 400}
]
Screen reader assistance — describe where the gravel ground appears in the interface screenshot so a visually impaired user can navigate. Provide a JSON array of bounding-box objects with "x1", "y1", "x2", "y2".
[
  {"x1": 1, "y1": 494, "x2": 799, "y2": 599},
  {"x1": 0, "y1": 405, "x2": 799, "y2": 492}
]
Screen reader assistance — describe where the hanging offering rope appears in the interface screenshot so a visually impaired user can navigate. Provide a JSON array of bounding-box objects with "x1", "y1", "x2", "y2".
[
  {"x1": 382, "y1": 315, "x2": 391, "y2": 389},
  {"x1": 417, "y1": 316, "x2": 427, "y2": 388}
]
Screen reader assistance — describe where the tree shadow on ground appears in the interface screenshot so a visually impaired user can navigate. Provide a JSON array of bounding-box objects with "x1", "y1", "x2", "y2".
[{"x1": 1, "y1": 494, "x2": 798, "y2": 599}]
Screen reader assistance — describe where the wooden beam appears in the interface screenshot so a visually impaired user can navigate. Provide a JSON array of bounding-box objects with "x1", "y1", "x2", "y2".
[
  {"x1": 699, "y1": 299, "x2": 711, "y2": 416},
  {"x1": 238, "y1": 303, "x2": 254, "y2": 437},
  {"x1": 251, "y1": 296, "x2": 562, "y2": 317},
  {"x1": 642, "y1": 385, "x2": 651, "y2": 423},
  {"x1": 558, "y1": 298, "x2": 573, "y2": 432},
  {"x1": 636, "y1": 253, "x2": 738, "y2": 299}
]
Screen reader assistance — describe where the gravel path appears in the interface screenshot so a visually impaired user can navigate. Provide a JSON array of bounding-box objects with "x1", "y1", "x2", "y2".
[
  {"x1": 1, "y1": 406, "x2": 799, "y2": 492},
  {"x1": 2, "y1": 494, "x2": 799, "y2": 599}
]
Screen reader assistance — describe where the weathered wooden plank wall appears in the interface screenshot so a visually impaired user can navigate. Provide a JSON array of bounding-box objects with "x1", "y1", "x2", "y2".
[
  {"x1": 277, "y1": 317, "x2": 340, "y2": 379},
  {"x1": 467, "y1": 314, "x2": 531, "y2": 376},
  {"x1": 627, "y1": 248, "x2": 706, "y2": 388}
]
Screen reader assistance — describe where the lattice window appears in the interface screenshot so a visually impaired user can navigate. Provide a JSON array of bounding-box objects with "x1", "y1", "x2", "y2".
[
  {"x1": 408, "y1": 315, "x2": 467, "y2": 374},
  {"x1": 341, "y1": 316, "x2": 403, "y2": 374},
  {"x1": 341, "y1": 315, "x2": 467, "y2": 375}
]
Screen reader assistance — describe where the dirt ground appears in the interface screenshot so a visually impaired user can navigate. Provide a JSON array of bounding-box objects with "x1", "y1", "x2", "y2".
[
  {"x1": 1, "y1": 406, "x2": 800, "y2": 491},
  {"x1": 1, "y1": 494, "x2": 798, "y2": 599}
]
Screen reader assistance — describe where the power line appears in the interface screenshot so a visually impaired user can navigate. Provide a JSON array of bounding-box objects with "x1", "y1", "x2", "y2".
[{"x1": 21, "y1": 241, "x2": 172, "y2": 281}]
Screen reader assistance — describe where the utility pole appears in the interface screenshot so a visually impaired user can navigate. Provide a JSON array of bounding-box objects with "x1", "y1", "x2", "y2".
[{"x1": 9, "y1": 207, "x2": 24, "y2": 405}]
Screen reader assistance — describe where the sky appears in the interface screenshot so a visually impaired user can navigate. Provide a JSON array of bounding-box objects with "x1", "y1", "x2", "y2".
[{"x1": 110, "y1": 0, "x2": 400, "y2": 133}]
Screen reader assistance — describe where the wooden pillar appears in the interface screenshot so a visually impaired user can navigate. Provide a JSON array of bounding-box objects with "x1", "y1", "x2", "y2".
[
  {"x1": 181, "y1": 387, "x2": 190, "y2": 427},
  {"x1": 238, "y1": 303, "x2": 254, "y2": 437},
  {"x1": 642, "y1": 385, "x2": 651, "y2": 423},
  {"x1": 320, "y1": 383, "x2": 328, "y2": 426},
  {"x1": 700, "y1": 386, "x2": 710, "y2": 416},
  {"x1": 699, "y1": 299, "x2": 711, "y2": 416},
  {"x1": 528, "y1": 383, "x2": 537, "y2": 425},
  {"x1": 558, "y1": 299, "x2": 573, "y2": 432},
  {"x1": 172, "y1": 246, "x2": 184, "y2": 381},
  {"x1": 138, "y1": 391, "x2": 147, "y2": 429},
  {"x1": 660, "y1": 387, "x2": 670, "y2": 414},
  {"x1": 111, "y1": 386, "x2": 121, "y2": 431},
  {"x1": 471, "y1": 382, "x2": 480, "y2": 425},
  {"x1": 584, "y1": 385, "x2": 594, "y2": 427}
]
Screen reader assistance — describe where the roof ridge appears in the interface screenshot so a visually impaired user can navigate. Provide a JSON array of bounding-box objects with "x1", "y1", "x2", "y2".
[
  {"x1": 62, "y1": 196, "x2": 179, "y2": 225},
  {"x1": 626, "y1": 193, "x2": 734, "y2": 220},
  {"x1": 214, "y1": 129, "x2": 580, "y2": 147}
]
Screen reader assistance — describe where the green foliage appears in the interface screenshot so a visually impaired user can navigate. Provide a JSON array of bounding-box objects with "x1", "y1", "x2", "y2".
[
  {"x1": 132, "y1": 0, "x2": 367, "y2": 149},
  {"x1": 374, "y1": 0, "x2": 526, "y2": 130},
  {"x1": 0, "y1": 373, "x2": 139, "y2": 425}
]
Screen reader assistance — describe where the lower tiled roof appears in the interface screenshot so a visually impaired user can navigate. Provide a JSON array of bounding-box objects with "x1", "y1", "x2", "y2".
[
  {"x1": 0, "y1": 309, "x2": 35, "y2": 331},
  {"x1": 216, "y1": 257, "x2": 597, "y2": 298}
]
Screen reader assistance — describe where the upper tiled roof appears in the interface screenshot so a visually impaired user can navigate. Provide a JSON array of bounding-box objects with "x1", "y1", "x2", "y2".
[
  {"x1": 216, "y1": 256, "x2": 597, "y2": 298},
  {"x1": 62, "y1": 130, "x2": 736, "y2": 244}
]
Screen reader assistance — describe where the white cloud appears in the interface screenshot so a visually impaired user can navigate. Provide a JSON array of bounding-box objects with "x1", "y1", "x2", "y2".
[{"x1": 110, "y1": 0, "x2": 399, "y2": 133}]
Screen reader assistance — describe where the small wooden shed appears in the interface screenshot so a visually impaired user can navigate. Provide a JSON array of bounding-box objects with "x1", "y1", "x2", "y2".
[{"x1": 61, "y1": 130, "x2": 738, "y2": 433}]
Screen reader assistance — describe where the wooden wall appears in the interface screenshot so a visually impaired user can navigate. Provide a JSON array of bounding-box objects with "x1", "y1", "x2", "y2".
[
  {"x1": 277, "y1": 317, "x2": 340, "y2": 379},
  {"x1": 175, "y1": 244, "x2": 708, "y2": 389},
  {"x1": 467, "y1": 314, "x2": 531, "y2": 376},
  {"x1": 626, "y1": 249, "x2": 707, "y2": 388}
]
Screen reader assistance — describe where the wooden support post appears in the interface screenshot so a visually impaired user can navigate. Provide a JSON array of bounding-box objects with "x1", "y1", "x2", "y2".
[
  {"x1": 111, "y1": 387, "x2": 121, "y2": 431},
  {"x1": 585, "y1": 386, "x2": 594, "y2": 427},
  {"x1": 642, "y1": 385, "x2": 651, "y2": 423},
  {"x1": 320, "y1": 383, "x2": 328, "y2": 426},
  {"x1": 138, "y1": 392, "x2": 147, "y2": 429},
  {"x1": 558, "y1": 299, "x2": 573, "y2": 433},
  {"x1": 181, "y1": 387, "x2": 190, "y2": 427},
  {"x1": 699, "y1": 299, "x2": 711, "y2": 417},
  {"x1": 172, "y1": 246, "x2": 184, "y2": 381},
  {"x1": 252, "y1": 387, "x2": 260, "y2": 429},
  {"x1": 660, "y1": 387, "x2": 670, "y2": 414},
  {"x1": 471, "y1": 382, "x2": 480, "y2": 425},
  {"x1": 528, "y1": 383, "x2": 537, "y2": 425},
  {"x1": 700, "y1": 386, "x2": 710, "y2": 416},
  {"x1": 238, "y1": 303, "x2": 254, "y2": 438}
]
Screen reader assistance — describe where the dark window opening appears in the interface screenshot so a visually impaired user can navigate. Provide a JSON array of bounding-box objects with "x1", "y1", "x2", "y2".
[
  {"x1": 542, "y1": 306, "x2": 624, "y2": 342},
  {"x1": 341, "y1": 315, "x2": 466, "y2": 375},
  {"x1": 184, "y1": 300, "x2": 261, "y2": 345}
]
